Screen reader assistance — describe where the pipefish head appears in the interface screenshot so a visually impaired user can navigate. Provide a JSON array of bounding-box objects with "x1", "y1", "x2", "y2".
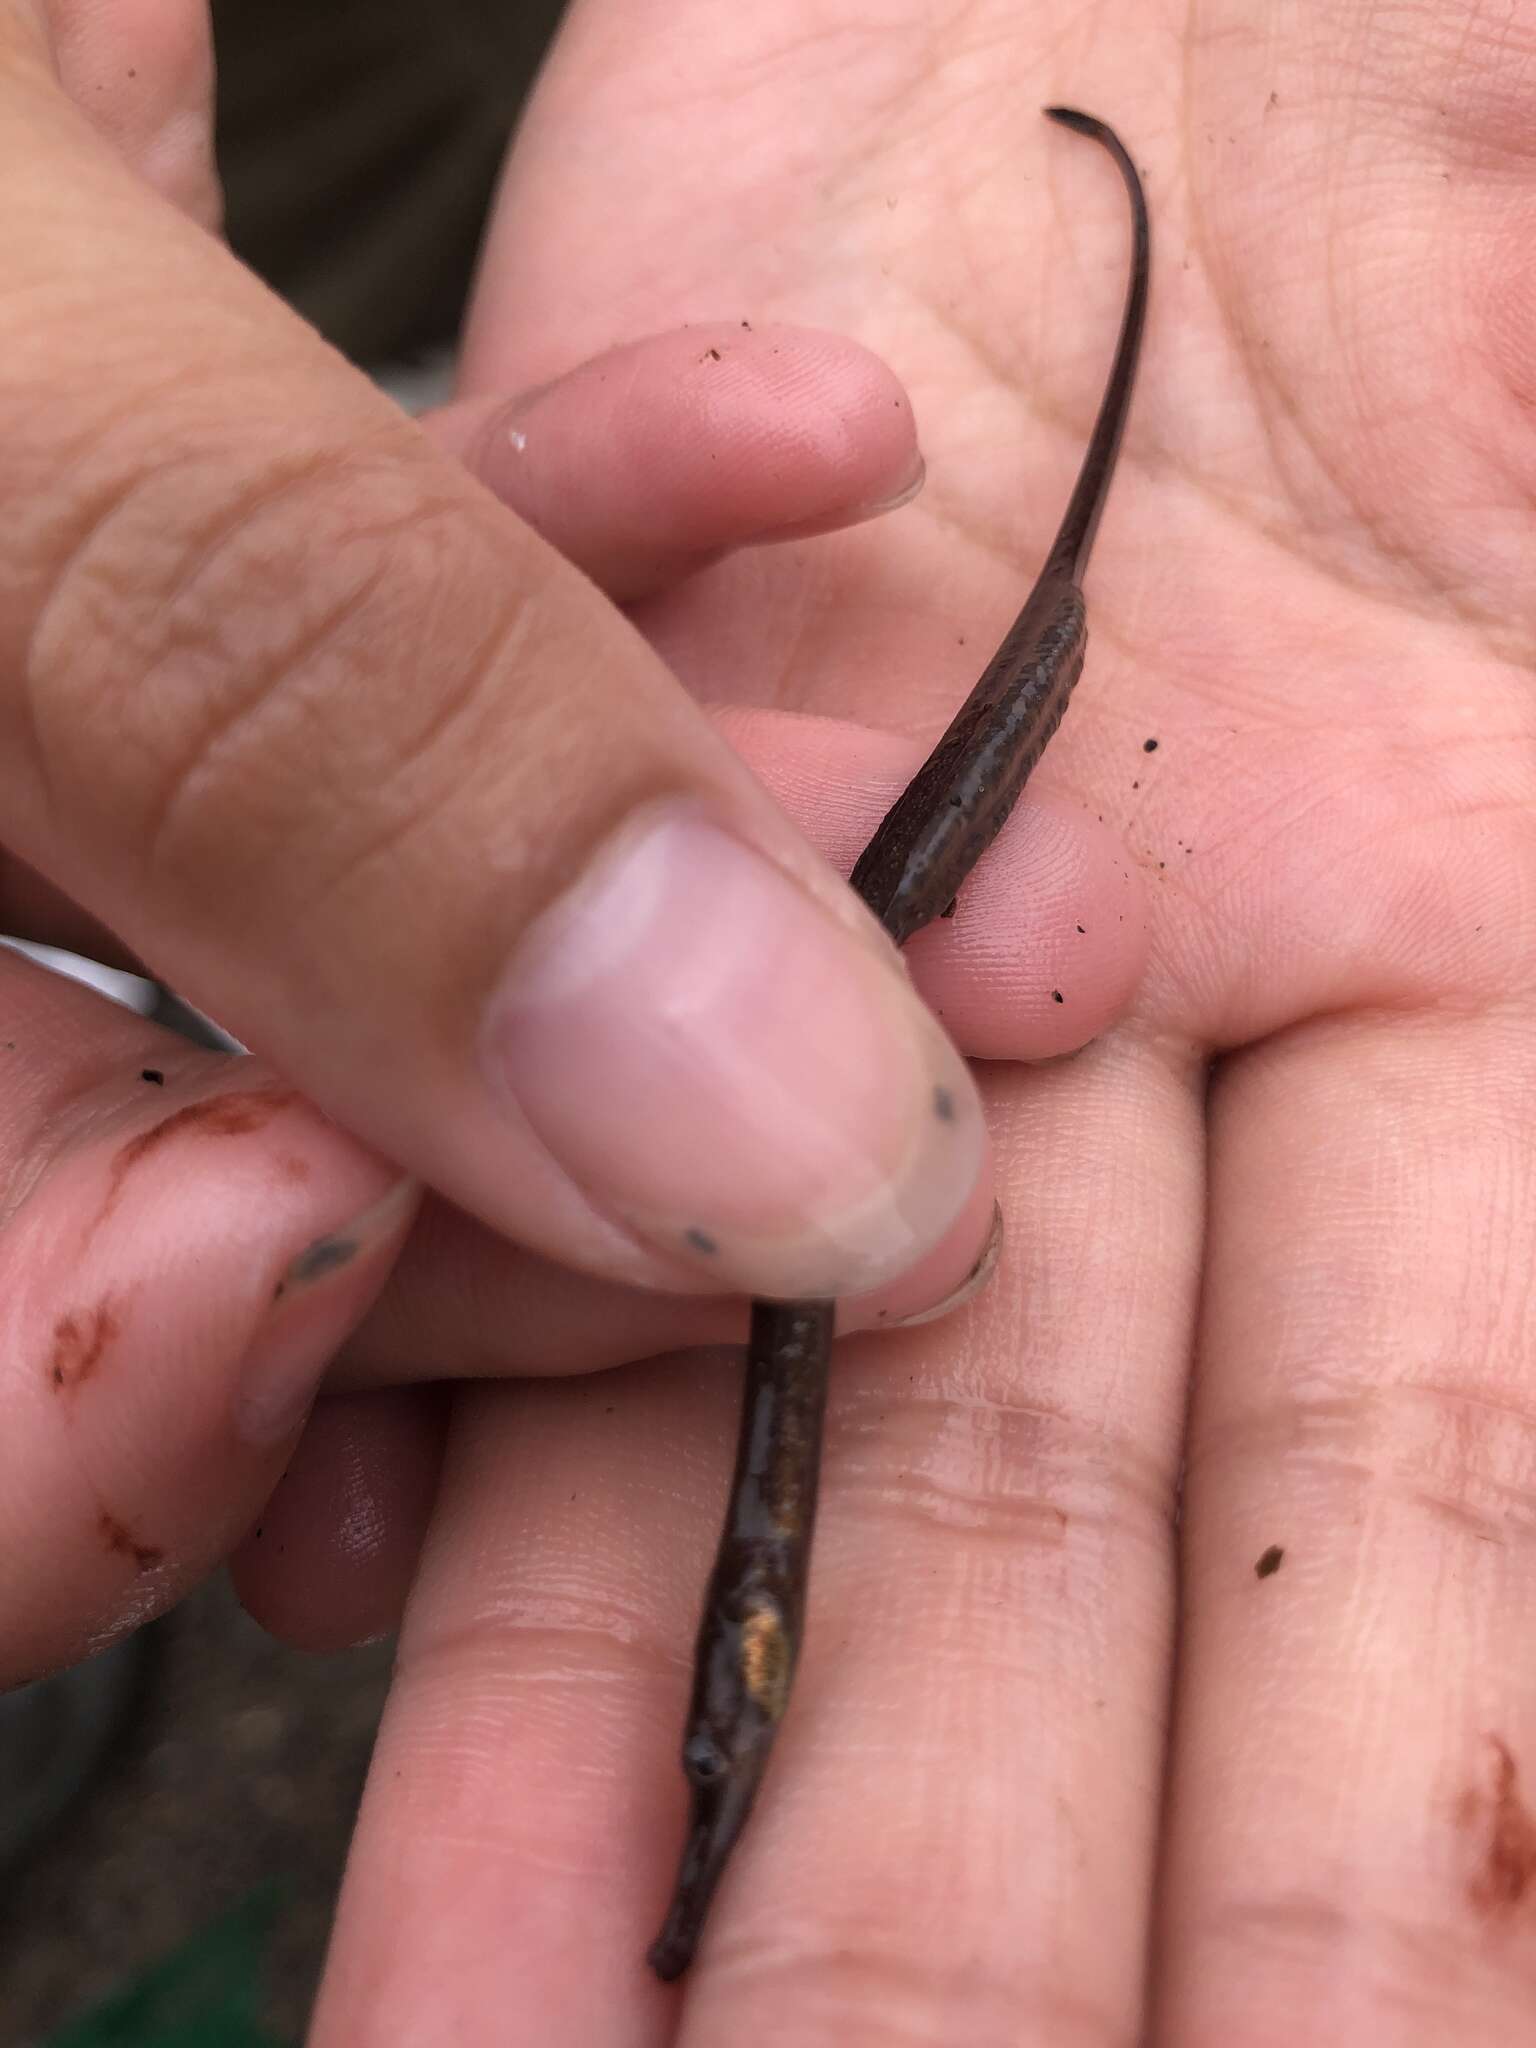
[{"x1": 647, "y1": 1595, "x2": 793, "y2": 1980}]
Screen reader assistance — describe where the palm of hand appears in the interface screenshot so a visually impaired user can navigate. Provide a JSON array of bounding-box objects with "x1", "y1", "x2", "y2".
[{"x1": 319, "y1": 6, "x2": 1536, "y2": 2043}]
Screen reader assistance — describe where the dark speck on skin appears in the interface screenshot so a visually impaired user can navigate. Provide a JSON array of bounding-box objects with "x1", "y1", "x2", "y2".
[
  {"x1": 1143, "y1": 737, "x2": 1159, "y2": 752},
  {"x1": 274, "y1": 1233, "x2": 358, "y2": 1300},
  {"x1": 1076, "y1": 923, "x2": 1086, "y2": 934},
  {"x1": 140, "y1": 1069, "x2": 165, "y2": 1086},
  {"x1": 1255, "y1": 1544, "x2": 1284, "y2": 1579},
  {"x1": 685, "y1": 1226, "x2": 719, "y2": 1256},
  {"x1": 932, "y1": 1085, "x2": 956, "y2": 1123},
  {"x1": 1051, "y1": 990, "x2": 1064, "y2": 1004}
]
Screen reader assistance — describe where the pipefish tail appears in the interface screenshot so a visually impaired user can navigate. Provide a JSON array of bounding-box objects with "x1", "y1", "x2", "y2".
[{"x1": 648, "y1": 105, "x2": 1149, "y2": 1983}]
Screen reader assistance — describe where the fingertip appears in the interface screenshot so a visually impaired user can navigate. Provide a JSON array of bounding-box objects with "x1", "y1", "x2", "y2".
[
  {"x1": 841, "y1": 1162, "x2": 1000, "y2": 1334},
  {"x1": 905, "y1": 794, "x2": 1153, "y2": 1061},
  {"x1": 230, "y1": 1389, "x2": 447, "y2": 1654},
  {"x1": 716, "y1": 708, "x2": 1154, "y2": 1064},
  {"x1": 47, "y1": 0, "x2": 220, "y2": 228},
  {"x1": 425, "y1": 323, "x2": 923, "y2": 600}
]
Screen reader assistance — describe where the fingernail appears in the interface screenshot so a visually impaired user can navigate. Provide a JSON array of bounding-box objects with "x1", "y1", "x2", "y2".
[
  {"x1": 857, "y1": 451, "x2": 926, "y2": 519},
  {"x1": 236, "y1": 1179, "x2": 419, "y2": 1448},
  {"x1": 751, "y1": 453, "x2": 928, "y2": 547},
  {"x1": 481, "y1": 804, "x2": 984, "y2": 1298},
  {"x1": 882, "y1": 1201, "x2": 1004, "y2": 1327}
]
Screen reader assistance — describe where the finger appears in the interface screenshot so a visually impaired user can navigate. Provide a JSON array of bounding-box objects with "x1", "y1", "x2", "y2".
[
  {"x1": 245, "y1": 1175, "x2": 993, "y2": 1660},
  {"x1": 724, "y1": 706, "x2": 1149, "y2": 1063},
  {"x1": 312, "y1": 1045, "x2": 1195, "y2": 2046},
  {"x1": 229, "y1": 1388, "x2": 447, "y2": 1653},
  {"x1": 1157, "y1": 1010, "x2": 1536, "y2": 2047},
  {"x1": 0, "y1": 322, "x2": 917, "y2": 964},
  {"x1": 0, "y1": 946, "x2": 416, "y2": 1683},
  {"x1": 45, "y1": 0, "x2": 220, "y2": 227},
  {"x1": 424, "y1": 324, "x2": 924, "y2": 604},
  {"x1": 0, "y1": 321, "x2": 919, "y2": 965},
  {"x1": 340, "y1": 771, "x2": 1140, "y2": 1387},
  {"x1": 332, "y1": 715, "x2": 1143, "y2": 1383},
  {"x1": 310, "y1": 1375, "x2": 684, "y2": 2048},
  {"x1": 0, "y1": 24, "x2": 985, "y2": 1308},
  {"x1": 0, "y1": 324, "x2": 917, "y2": 964},
  {"x1": 336, "y1": 1170, "x2": 998, "y2": 1392},
  {"x1": 247, "y1": 1197, "x2": 1003, "y2": 1655},
  {"x1": 667, "y1": 1050, "x2": 1191, "y2": 2041},
  {"x1": 335, "y1": 692, "x2": 1143, "y2": 1377}
]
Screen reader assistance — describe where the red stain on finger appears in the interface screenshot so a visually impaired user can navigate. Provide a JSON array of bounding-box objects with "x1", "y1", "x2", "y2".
[
  {"x1": 49, "y1": 1300, "x2": 121, "y2": 1392},
  {"x1": 98, "y1": 1510, "x2": 164, "y2": 1573},
  {"x1": 101, "y1": 1087, "x2": 299, "y2": 1219},
  {"x1": 113, "y1": 1088, "x2": 299, "y2": 1176},
  {"x1": 1461, "y1": 1736, "x2": 1536, "y2": 1915}
]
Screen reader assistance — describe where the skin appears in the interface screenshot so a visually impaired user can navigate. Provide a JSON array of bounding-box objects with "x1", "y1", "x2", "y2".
[
  {"x1": 0, "y1": 0, "x2": 1142, "y2": 1681},
  {"x1": 0, "y1": 0, "x2": 1141, "y2": 1983},
  {"x1": 5, "y1": 4, "x2": 1536, "y2": 2046},
  {"x1": 651, "y1": 110, "x2": 1149, "y2": 1980},
  {"x1": 1, "y1": 0, "x2": 1008, "y2": 1317},
  {"x1": 311, "y1": 6, "x2": 1533, "y2": 2044}
]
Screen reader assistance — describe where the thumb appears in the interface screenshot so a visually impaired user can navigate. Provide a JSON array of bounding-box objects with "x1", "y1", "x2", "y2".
[{"x1": 0, "y1": 18, "x2": 983, "y2": 1304}]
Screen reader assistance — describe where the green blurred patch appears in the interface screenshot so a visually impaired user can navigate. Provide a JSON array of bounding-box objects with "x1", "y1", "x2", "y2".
[{"x1": 43, "y1": 1888, "x2": 289, "y2": 2048}]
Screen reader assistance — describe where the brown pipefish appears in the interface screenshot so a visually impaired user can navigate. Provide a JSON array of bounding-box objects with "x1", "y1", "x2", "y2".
[{"x1": 648, "y1": 107, "x2": 1149, "y2": 1980}]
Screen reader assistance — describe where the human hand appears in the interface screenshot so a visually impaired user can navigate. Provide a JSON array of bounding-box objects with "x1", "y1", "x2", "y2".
[
  {"x1": 296, "y1": 4, "x2": 1536, "y2": 2043},
  {"x1": 0, "y1": 0, "x2": 1140, "y2": 1826}
]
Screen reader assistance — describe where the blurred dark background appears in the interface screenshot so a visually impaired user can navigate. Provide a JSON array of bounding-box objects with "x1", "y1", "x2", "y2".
[
  {"x1": 216, "y1": 0, "x2": 566, "y2": 365},
  {"x1": 3, "y1": 4, "x2": 567, "y2": 2041}
]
